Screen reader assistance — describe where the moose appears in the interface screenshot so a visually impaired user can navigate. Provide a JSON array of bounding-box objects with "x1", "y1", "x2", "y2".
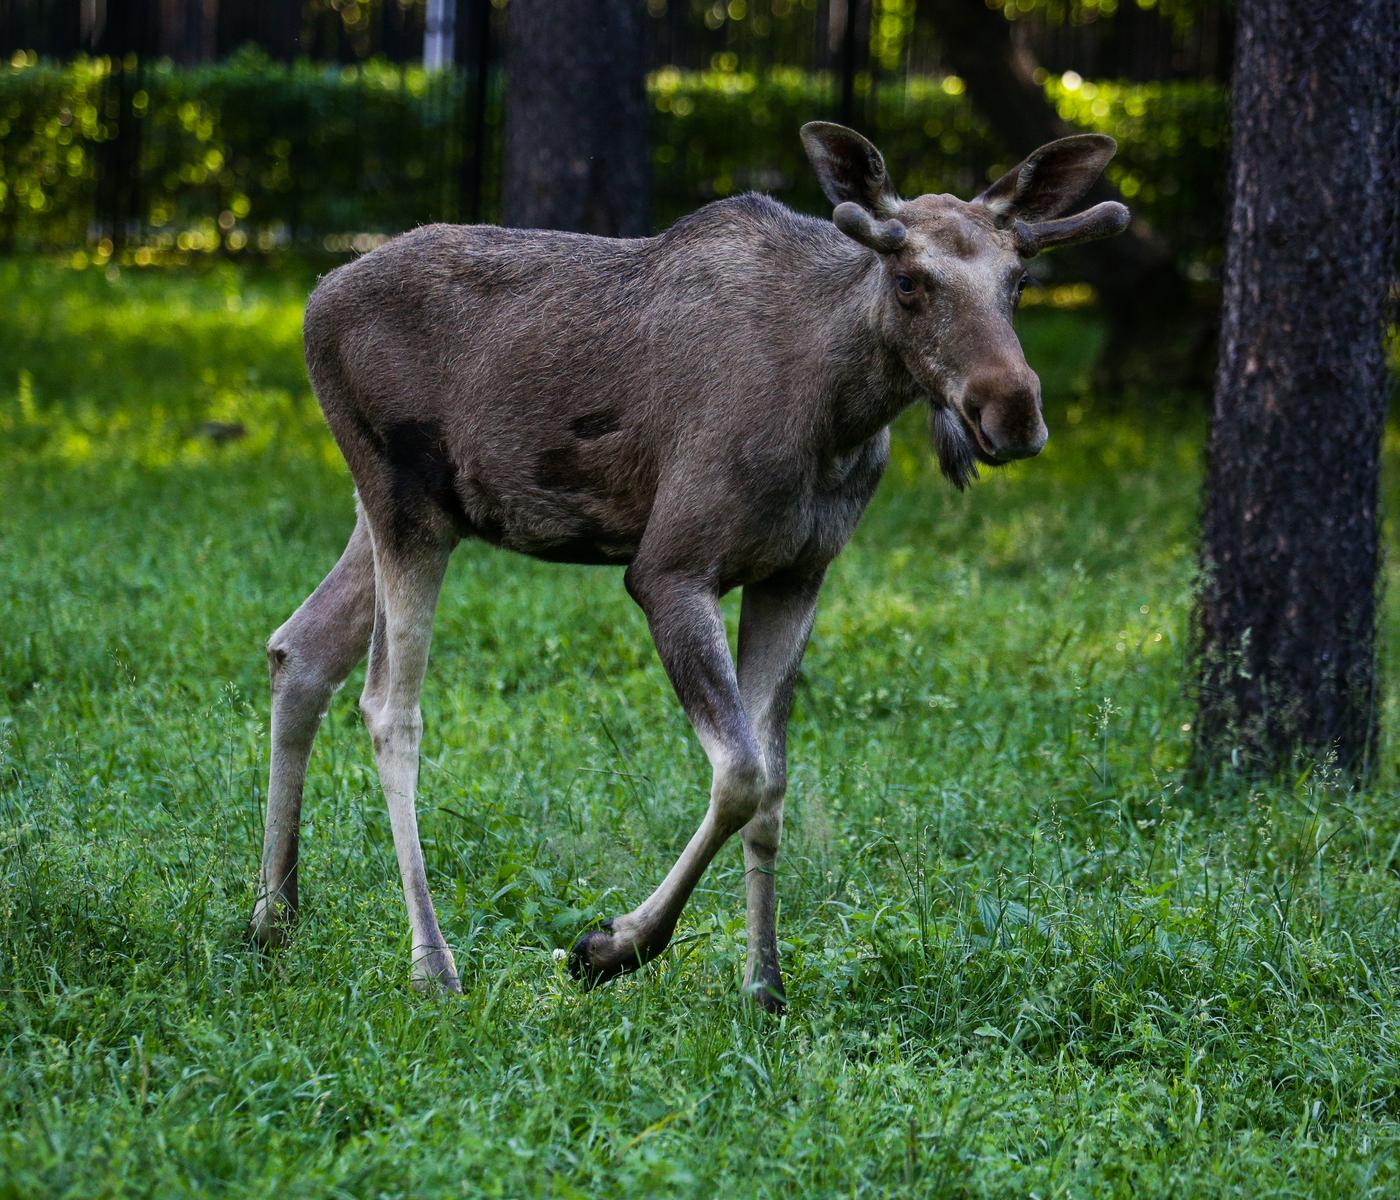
[{"x1": 250, "y1": 123, "x2": 1128, "y2": 1010}]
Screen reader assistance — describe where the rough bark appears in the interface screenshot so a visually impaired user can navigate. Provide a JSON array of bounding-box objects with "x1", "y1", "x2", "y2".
[
  {"x1": 502, "y1": 0, "x2": 650, "y2": 237},
  {"x1": 1194, "y1": 0, "x2": 1398, "y2": 778},
  {"x1": 917, "y1": 0, "x2": 1198, "y2": 387}
]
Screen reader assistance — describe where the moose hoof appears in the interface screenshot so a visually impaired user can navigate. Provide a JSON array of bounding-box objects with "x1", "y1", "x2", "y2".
[
  {"x1": 248, "y1": 896, "x2": 297, "y2": 954},
  {"x1": 743, "y1": 971, "x2": 787, "y2": 1016},
  {"x1": 411, "y1": 946, "x2": 462, "y2": 994},
  {"x1": 568, "y1": 919, "x2": 665, "y2": 989}
]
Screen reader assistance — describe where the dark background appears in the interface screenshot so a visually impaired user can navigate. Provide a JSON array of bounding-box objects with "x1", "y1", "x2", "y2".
[{"x1": 0, "y1": 0, "x2": 1230, "y2": 270}]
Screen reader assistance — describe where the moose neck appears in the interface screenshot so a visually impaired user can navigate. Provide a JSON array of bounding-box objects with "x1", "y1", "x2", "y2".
[{"x1": 801, "y1": 240, "x2": 921, "y2": 454}]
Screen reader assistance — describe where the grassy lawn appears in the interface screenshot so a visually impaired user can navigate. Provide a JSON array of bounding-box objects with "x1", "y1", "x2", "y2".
[{"x1": 2, "y1": 258, "x2": 1399, "y2": 1197}]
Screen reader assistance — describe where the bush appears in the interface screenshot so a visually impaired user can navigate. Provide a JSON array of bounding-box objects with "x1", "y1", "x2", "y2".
[
  {"x1": 0, "y1": 50, "x2": 479, "y2": 256},
  {"x1": 0, "y1": 50, "x2": 1226, "y2": 275}
]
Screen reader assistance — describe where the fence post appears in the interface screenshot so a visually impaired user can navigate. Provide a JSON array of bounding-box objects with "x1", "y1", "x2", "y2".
[
  {"x1": 425, "y1": 0, "x2": 457, "y2": 70},
  {"x1": 461, "y1": 0, "x2": 493, "y2": 224},
  {"x1": 92, "y1": 0, "x2": 156, "y2": 252}
]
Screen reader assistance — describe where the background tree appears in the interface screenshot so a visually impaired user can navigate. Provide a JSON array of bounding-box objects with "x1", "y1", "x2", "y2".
[
  {"x1": 502, "y1": 0, "x2": 650, "y2": 237},
  {"x1": 1194, "y1": 0, "x2": 1398, "y2": 777}
]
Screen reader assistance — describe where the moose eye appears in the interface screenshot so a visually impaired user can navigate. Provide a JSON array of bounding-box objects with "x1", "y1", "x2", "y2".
[
  {"x1": 1014, "y1": 274, "x2": 1030, "y2": 301},
  {"x1": 895, "y1": 274, "x2": 916, "y2": 296}
]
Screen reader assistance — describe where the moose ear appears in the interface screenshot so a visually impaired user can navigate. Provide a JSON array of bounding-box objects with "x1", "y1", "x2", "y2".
[
  {"x1": 976, "y1": 133, "x2": 1118, "y2": 224},
  {"x1": 800, "y1": 121, "x2": 900, "y2": 217}
]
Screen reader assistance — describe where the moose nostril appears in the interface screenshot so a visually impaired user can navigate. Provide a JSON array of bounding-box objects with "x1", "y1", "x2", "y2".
[{"x1": 957, "y1": 394, "x2": 999, "y2": 454}]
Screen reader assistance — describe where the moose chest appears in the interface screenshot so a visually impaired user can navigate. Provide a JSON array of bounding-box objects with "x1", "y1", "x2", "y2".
[
  {"x1": 798, "y1": 429, "x2": 891, "y2": 558},
  {"x1": 708, "y1": 428, "x2": 890, "y2": 589}
]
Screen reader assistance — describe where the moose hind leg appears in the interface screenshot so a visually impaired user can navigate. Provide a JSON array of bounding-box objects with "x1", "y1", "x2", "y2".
[
  {"x1": 736, "y1": 571, "x2": 823, "y2": 1013},
  {"x1": 359, "y1": 524, "x2": 461, "y2": 993},
  {"x1": 570, "y1": 569, "x2": 765, "y2": 988},
  {"x1": 252, "y1": 512, "x2": 376, "y2": 950}
]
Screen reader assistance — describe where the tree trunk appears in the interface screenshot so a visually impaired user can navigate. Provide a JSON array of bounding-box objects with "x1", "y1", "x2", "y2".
[
  {"x1": 917, "y1": 0, "x2": 1199, "y2": 389},
  {"x1": 157, "y1": 0, "x2": 215, "y2": 64},
  {"x1": 502, "y1": 0, "x2": 650, "y2": 236},
  {"x1": 1194, "y1": 0, "x2": 1398, "y2": 778}
]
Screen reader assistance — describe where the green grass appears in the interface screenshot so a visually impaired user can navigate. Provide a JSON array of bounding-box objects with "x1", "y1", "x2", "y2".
[{"x1": 2, "y1": 258, "x2": 1399, "y2": 1197}]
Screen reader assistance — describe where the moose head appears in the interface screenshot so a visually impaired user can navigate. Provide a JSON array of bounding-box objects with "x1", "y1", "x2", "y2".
[{"x1": 801, "y1": 122, "x2": 1129, "y2": 488}]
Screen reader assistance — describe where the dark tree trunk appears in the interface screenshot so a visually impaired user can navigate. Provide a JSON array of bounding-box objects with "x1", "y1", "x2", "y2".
[
  {"x1": 157, "y1": 0, "x2": 216, "y2": 64},
  {"x1": 917, "y1": 0, "x2": 1198, "y2": 388},
  {"x1": 502, "y1": 0, "x2": 650, "y2": 236},
  {"x1": 1194, "y1": 0, "x2": 1398, "y2": 778}
]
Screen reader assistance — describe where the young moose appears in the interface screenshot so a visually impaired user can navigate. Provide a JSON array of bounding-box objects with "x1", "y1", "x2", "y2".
[{"x1": 251, "y1": 124, "x2": 1129, "y2": 1009}]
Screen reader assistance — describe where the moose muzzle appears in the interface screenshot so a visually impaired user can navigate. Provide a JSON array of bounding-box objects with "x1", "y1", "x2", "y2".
[{"x1": 961, "y1": 369, "x2": 1048, "y2": 462}]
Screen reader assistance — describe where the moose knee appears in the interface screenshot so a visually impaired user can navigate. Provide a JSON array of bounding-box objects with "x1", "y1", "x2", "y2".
[
  {"x1": 267, "y1": 634, "x2": 336, "y2": 730},
  {"x1": 362, "y1": 703, "x2": 422, "y2": 755},
  {"x1": 742, "y1": 780, "x2": 786, "y2": 856},
  {"x1": 711, "y1": 750, "x2": 765, "y2": 832}
]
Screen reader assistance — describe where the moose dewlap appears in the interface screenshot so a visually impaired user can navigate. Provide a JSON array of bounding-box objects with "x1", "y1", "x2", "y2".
[{"x1": 250, "y1": 122, "x2": 1128, "y2": 1009}]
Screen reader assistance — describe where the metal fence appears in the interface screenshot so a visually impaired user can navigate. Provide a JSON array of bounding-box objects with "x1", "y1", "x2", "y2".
[
  {"x1": 2, "y1": 1, "x2": 1233, "y2": 80},
  {"x1": 0, "y1": 1, "x2": 1231, "y2": 254}
]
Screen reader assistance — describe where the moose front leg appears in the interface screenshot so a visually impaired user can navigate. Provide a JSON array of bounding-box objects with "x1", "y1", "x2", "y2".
[
  {"x1": 569, "y1": 570, "x2": 765, "y2": 988},
  {"x1": 736, "y1": 570, "x2": 824, "y2": 1012}
]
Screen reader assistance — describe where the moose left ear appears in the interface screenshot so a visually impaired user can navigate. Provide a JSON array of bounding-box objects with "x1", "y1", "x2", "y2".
[{"x1": 975, "y1": 133, "x2": 1118, "y2": 224}]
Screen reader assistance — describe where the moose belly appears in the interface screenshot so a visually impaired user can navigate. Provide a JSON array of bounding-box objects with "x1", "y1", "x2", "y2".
[
  {"x1": 451, "y1": 461, "x2": 647, "y2": 567},
  {"x1": 508, "y1": 521, "x2": 641, "y2": 566}
]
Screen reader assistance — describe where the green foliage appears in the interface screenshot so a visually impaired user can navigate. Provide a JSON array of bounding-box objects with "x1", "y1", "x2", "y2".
[
  {"x1": 0, "y1": 55, "x2": 99, "y2": 248},
  {"x1": 0, "y1": 49, "x2": 478, "y2": 257},
  {"x1": 1, "y1": 52, "x2": 1225, "y2": 277},
  {"x1": 3, "y1": 261, "x2": 1399, "y2": 1195},
  {"x1": 1046, "y1": 73, "x2": 1226, "y2": 273},
  {"x1": 992, "y1": 0, "x2": 1217, "y2": 39}
]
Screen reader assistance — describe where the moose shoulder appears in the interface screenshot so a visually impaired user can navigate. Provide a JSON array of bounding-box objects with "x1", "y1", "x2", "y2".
[{"x1": 252, "y1": 124, "x2": 1128, "y2": 1009}]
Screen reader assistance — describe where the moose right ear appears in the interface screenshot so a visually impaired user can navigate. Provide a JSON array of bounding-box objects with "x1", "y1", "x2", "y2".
[
  {"x1": 800, "y1": 122, "x2": 900, "y2": 217},
  {"x1": 975, "y1": 134, "x2": 1118, "y2": 224}
]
